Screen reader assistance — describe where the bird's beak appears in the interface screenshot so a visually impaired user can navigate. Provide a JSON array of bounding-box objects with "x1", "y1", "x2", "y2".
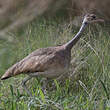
[
  {"x1": 91, "y1": 19, "x2": 104, "y2": 23},
  {"x1": 95, "y1": 19, "x2": 104, "y2": 22}
]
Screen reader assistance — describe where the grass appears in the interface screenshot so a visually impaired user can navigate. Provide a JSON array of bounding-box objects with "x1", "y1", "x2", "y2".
[{"x1": 0, "y1": 17, "x2": 110, "y2": 110}]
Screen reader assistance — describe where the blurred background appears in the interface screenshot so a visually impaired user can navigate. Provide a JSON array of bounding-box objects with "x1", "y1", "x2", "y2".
[{"x1": 0, "y1": 0, "x2": 110, "y2": 40}]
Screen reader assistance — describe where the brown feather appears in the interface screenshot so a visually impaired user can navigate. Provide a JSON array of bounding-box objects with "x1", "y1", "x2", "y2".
[{"x1": 1, "y1": 45, "x2": 71, "y2": 80}]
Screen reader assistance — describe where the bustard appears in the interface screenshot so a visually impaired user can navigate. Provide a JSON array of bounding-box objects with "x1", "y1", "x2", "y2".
[{"x1": 1, "y1": 14, "x2": 103, "y2": 96}]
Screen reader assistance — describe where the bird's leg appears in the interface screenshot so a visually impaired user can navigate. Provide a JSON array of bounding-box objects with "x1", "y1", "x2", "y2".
[
  {"x1": 41, "y1": 78, "x2": 50, "y2": 95},
  {"x1": 22, "y1": 76, "x2": 32, "y2": 97}
]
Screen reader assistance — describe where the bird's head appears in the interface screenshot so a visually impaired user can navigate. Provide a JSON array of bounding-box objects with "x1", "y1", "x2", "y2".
[{"x1": 82, "y1": 14, "x2": 104, "y2": 25}]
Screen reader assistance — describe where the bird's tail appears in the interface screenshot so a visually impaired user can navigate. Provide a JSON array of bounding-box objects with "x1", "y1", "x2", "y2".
[
  {"x1": 1, "y1": 62, "x2": 21, "y2": 80},
  {"x1": 1, "y1": 72, "x2": 11, "y2": 80}
]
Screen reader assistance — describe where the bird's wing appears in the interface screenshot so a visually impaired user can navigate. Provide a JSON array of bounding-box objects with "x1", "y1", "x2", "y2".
[
  {"x1": 18, "y1": 53, "x2": 56, "y2": 74},
  {"x1": 1, "y1": 47, "x2": 57, "y2": 79},
  {"x1": 1, "y1": 46, "x2": 67, "y2": 80}
]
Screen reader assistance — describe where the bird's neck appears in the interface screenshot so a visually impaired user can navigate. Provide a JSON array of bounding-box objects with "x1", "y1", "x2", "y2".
[{"x1": 64, "y1": 23, "x2": 87, "y2": 50}]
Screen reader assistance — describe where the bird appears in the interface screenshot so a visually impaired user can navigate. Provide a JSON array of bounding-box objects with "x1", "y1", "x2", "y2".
[{"x1": 1, "y1": 14, "x2": 104, "y2": 96}]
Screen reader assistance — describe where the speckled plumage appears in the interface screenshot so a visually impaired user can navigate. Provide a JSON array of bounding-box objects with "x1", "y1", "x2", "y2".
[{"x1": 1, "y1": 45, "x2": 71, "y2": 79}]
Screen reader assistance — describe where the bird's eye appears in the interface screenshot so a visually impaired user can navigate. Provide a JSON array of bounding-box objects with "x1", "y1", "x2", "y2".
[{"x1": 92, "y1": 15, "x2": 96, "y2": 19}]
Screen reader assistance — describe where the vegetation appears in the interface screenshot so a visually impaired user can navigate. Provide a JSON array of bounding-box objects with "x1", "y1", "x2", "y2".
[{"x1": 0, "y1": 17, "x2": 110, "y2": 110}]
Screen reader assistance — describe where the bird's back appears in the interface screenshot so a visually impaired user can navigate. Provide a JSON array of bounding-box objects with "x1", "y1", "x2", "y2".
[{"x1": 1, "y1": 45, "x2": 71, "y2": 79}]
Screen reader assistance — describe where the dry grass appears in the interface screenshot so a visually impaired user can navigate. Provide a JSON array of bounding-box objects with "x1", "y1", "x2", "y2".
[{"x1": 0, "y1": 17, "x2": 110, "y2": 110}]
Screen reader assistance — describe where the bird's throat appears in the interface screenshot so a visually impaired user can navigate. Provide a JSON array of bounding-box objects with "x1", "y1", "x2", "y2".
[{"x1": 65, "y1": 23, "x2": 87, "y2": 50}]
